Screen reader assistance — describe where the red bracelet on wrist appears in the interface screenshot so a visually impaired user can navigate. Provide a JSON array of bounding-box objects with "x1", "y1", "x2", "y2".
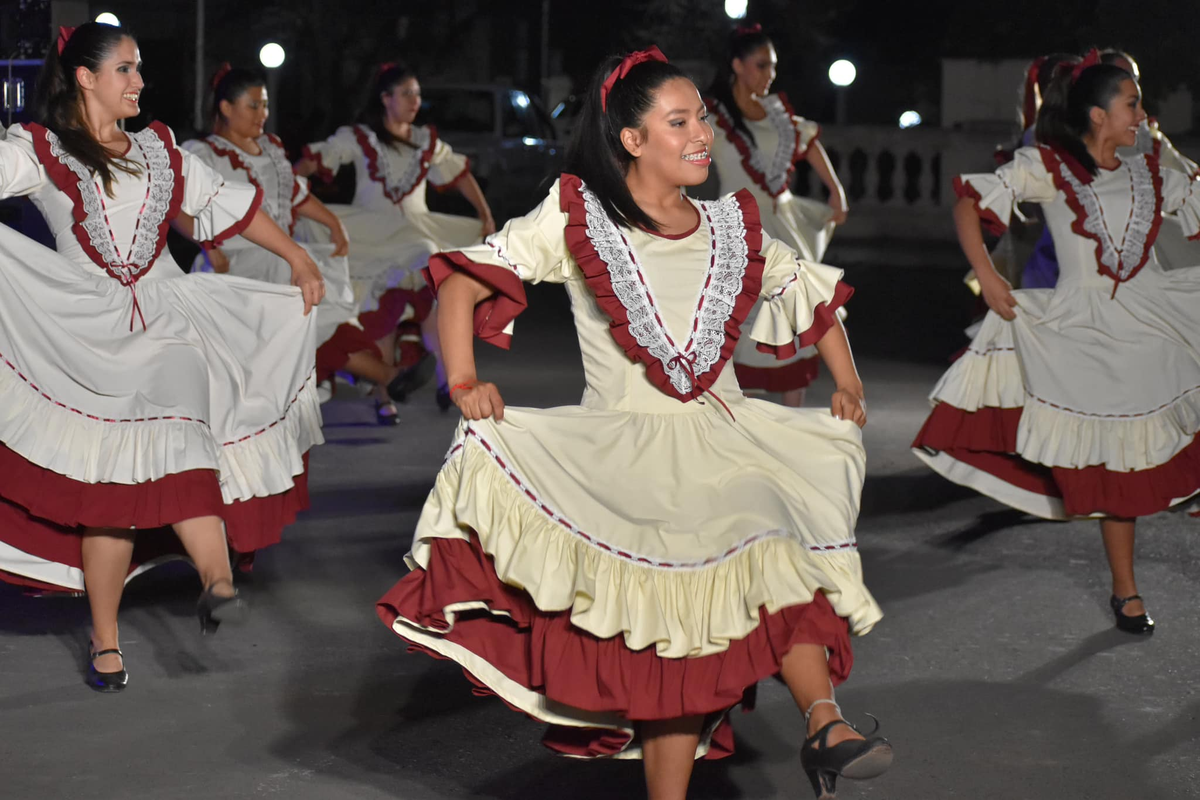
[{"x1": 449, "y1": 382, "x2": 477, "y2": 397}]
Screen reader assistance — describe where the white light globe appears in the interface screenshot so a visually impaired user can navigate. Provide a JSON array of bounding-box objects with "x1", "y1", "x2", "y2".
[
  {"x1": 724, "y1": 0, "x2": 748, "y2": 19},
  {"x1": 259, "y1": 43, "x2": 286, "y2": 69},
  {"x1": 898, "y1": 110, "x2": 922, "y2": 129},
  {"x1": 95, "y1": 12, "x2": 120, "y2": 26},
  {"x1": 828, "y1": 59, "x2": 857, "y2": 88}
]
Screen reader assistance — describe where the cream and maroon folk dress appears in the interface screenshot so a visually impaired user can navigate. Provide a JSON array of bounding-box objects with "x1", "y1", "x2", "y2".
[
  {"x1": 0, "y1": 122, "x2": 323, "y2": 592},
  {"x1": 297, "y1": 123, "x2": 480, "y2": 338},
  {"x1": 183, "y1": 133, "x2": 377, "y2": 383},
  {"x1": 376, "y1": 174, "x2": 880, "y2": 760},
  {"x1": 707, "y1": 92, "x2": 835, "y2": 393},
  {"x1": 914, "y1": 145, "x2": 1200, "y2": 518}
]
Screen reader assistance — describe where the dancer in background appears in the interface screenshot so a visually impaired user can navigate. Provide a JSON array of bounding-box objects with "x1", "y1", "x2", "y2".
[
  {"x1": 376, "y1": 48, "x2": 891, "y2": 800},
  {"x1": 914, "y1": 53, "x2": 1200, "y2": 635},
  {"x1": 0, "y1": 23, "x2": 324, "y2": 691},
  {"x1": 705, "y1": 24, "x2": 848, "y2": 407},
  {"x1": 295, "y1": 62, "x2": 494, "y2": 415},
  {"x1": 181, "y1": 65, "x2": 424, "y2": 422}
]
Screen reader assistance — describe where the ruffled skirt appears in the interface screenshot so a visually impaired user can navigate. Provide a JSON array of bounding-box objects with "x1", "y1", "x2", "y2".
[{"x1": 0, "y1": 227, "x2": 323, "y2": 591}]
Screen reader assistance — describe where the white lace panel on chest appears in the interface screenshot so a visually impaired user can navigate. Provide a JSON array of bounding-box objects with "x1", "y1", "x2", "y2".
[
  {"x1": 49, "y1": 127, "x2": 174, "y2": 282},
  {"x1": 580, "y1": 184, "x2": 749, "y2": 394},
  {"x1": 1055, "y1": 155, "x2": 1156, "y2": 281},
  {"x1": 363, "y1": 125, "x2": 430, "y2": 203},
  {"x1": 748, "y1": 96, "x2": 798, "y2": 195}
]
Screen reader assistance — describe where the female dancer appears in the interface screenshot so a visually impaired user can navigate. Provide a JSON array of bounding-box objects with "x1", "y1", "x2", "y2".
[
  {"x1": 376, "y1": 49, "x2": 891, "y2": 800},
  {"x1": 295, "y1": 62, "x2": 495, "y2": 414},
  {"x1": 705, "y1": 24, "x2": 848, "y2": 407},
  {"x1": 913, "y1": 53, "x2": 1200, "y2": 634},
  {"x1": 182, "y1": 65, "x2": 424, "y2": 422},
  {"x1": 0, "y1": 23, "x2": 325, "y2": 690}
]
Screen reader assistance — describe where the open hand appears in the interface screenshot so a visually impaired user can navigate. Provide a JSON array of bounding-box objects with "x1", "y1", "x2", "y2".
[
  {"x1": 451, "y1": 380, "x2": 505, "y2": 421},
  {"x1": 831, "y1": 387, "x2": 867, "y2": 427}
]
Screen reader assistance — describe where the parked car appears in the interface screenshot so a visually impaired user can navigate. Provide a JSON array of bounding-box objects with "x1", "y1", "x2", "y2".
[{"x1": 418, "y1": 83, "x2": 563, "y2": 222}]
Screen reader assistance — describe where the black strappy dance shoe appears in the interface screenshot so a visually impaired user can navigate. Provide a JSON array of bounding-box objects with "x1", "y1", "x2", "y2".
[
  {"x1": 800, "y1": 716, "x2": 893, "y2": 800},
  {"x1": 87, "y1": 646, "x2": 128, "y2": 693},
  {"x1": 374, "y1": 399, "x2": 401, "y2": 426},
  {"x1": 386, "y1": 352, "x2": 437, "y2": 404},
  {"x1": 197, "y1": 580, "x2": 249, "y2": 635},
  {"x1": 1111, "y1": 594, "x2": 1155, "y2": 635}
]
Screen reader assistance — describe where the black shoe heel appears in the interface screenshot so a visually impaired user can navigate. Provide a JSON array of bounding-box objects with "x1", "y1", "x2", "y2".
[
  {"x1": 1111, "y1": 594, "x2": 1155, "y2": 634},
  {"x1": 800, "y1": 716, "x2": 893, "y2": 800},
  {"x1": 374, "y1": 400, "x2": 400, "y2": 426},
  {"x1": 197, "y1": 582, "x2": 248, "y2": 635},
  {"x1": 87, "y1": 647, "x2": 128, "y2": 693},
  {"x1": 386, "y1": 352, "x2": 436, "y2": 404}
]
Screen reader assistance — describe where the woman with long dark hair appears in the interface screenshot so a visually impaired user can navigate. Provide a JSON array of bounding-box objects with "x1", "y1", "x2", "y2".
[
  {"x1": 705, "y1": 24, "x2": 848, "y2": 408},
  {"x1": 914, "y1": 51, "x2": 1200, "y2": 634},
  {"x1": 0, "y1": 23, "x2": 325, "y2": 690},
  {"x1": 375, "y1": 48, "x2": 891, "y2": 800},
  {"x1": 295, "y1": 62, "x2": 494, "y2": 415},
  {"x1": 181, "y1": 65, "x2": 422, "y2": 421}
]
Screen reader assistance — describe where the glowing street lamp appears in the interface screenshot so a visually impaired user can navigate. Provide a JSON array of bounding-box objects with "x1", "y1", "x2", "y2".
[
  {"x1": 898, "y1": 110, "x2": 922, "y2": 129},
  {"x1": 724, "y1": 0, "x2": 748, "y2": 19},
  {"x1": 95, "y1": 12, "x2": 120, "y2": 26},
  {"x1": 258, "y1": 43, "x2": 286, "y2": 69},
  {"x1": 828, "y1": 59, "x2": 857, "y2": 125}
]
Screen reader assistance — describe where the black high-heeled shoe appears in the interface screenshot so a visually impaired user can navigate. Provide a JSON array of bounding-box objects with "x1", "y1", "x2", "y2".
[
  {"x1": 197, "y1": 581, "x2": 249, "y2": 635},
  {"x1": 87, "y1": 646, "x2": 128, "y2": 693},
  {"x1": 1111, "y1": 594, "x2": 1155, "y2": 635},
  {"x1": 800, "y1": 716, "x2": 893, "y2": 800},
  {"x1": 386, "y1": 352, "x2": 436, "y2": 404},
  {"x1": 374, "y1": 399, "x2": 401, "y2": 426}
]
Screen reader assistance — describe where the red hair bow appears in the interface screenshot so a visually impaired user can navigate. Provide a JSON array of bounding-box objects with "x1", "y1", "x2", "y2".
[
  {"x1": 378, "y1": 61, "x2": 397, "y2": 78},
  {"x1": 1070, "y1": 48, "x2": 1101, "y2": 85},
  {"x1": 736, "y1": 23, "x2": 763, "y2": 36},
  {"x1": 600, "y1": 46, "x2": 668, "y2": 111},
  {"x1": 211, "y1": 61, "x2": 232, "y2": 90},
  {"x1": 56, "y1": 26, "x2": 76, "y2": 56},
  {"x1": 1022, "y1": 56, "x2": 1047, "y2": 128}
]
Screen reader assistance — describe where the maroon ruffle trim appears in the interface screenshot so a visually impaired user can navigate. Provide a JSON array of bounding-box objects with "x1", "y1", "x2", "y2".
[
  {"x1": 377, "y1": 534, "x2": 852, "y2": 758},
  {"x1": 315, "y1": 323, "x2": 382, "y2": 383},
  {"x1": 754, "y1": 280, "x2": 854, "y2": 359},
  {"x1": 301, "y1": 145, "x2": 336, "y2": 184},
  {"x1": 952, "y1": 175, "x2": 1007, "y2": 237},
  {"x1": 735, "y1": 354, "x2": 820, "y2": 392},
  {"x1": 200, "y1": 183, "x2": 265, "y2": 249},
  {"x1": 425, "y1": 251, "x2": 527, "y2": 350},
  {"x1": 914, "y1": 401, "x2": 1200, "y2": 517},
  {"x1": 223, "y1": 452, "x2": 311, "y2": 554}
]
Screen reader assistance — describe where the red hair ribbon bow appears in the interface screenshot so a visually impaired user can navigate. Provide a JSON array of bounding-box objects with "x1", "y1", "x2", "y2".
[
  {"x1": 600, "y1": 45, "x2": 668, "y2": 112},
  {"x1": 1022, "y1": 56, "x2": 1046, "y2": 128},
  {"x1": 736, "y1": 23, "x2": 763, "y2": 36},
  {"x1": 56, "y1": 26, "x2": 76, "y2": 56},
  {"x1": 1070, "y1": 48, "x2": 1101, "y2": 85},
  {"x1": 211, "y1": 62, "x2": 232, "y2": 90},
  {"x1": 378, "y1": 61, "x2": 397, "y2": 78}
]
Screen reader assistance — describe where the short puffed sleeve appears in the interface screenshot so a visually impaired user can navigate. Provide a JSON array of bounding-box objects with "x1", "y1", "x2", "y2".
[
  {"x1": 425, "y1": 179, "x2": 571, "y2": 348},
  {"x1": 1160, "y1": 167, "x2": 1200, "y2": 240},
  {"x1": 426, "y1": 134, "x2": 470, "y2": 187},
  {"x1": 292, "y1": 173, "x2": 311, "y2": 207},
  {"x1": 750, "y1": 232, "x2": 853, "y2": 359},
  {"x1": 180, "y1": 148, "x2": 263, "y2": 247},
  {"x1": 953, "y1": 146, "x2": 1057, "y2": 235},
  {"x1": 794, "y1": 116, "x2": 820, "y2": 155},
  {"x1": 0, "y1": 124, "x2": 49, "y2": 199},
  {"x1": 302, "y1": 126, "x2": 360, "y2": 183}
]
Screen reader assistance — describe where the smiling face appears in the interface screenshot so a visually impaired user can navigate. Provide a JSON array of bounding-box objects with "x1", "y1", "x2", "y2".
[
  {"x1": 382, "y1": 76, "x2": 422, "y2": 125},
  {"x1": 77, "y1": 36, "x2": 143, "y2": 122},
  {"x1": 619, "y1": 77, "x2": 714, "y2": 187},
  {"x1": 1090, "y1": 78, "x2": 1146, "y2": 148},
  {"x1": 732, "y1": 43, "x2": 777, "y2": 98},
  {"x1": 219, "y1": 85, "x2": 269, "y2": 140}
]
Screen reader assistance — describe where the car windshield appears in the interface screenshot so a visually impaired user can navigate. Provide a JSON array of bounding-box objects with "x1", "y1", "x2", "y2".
[
  {"x1": 502, "y1": 90, "x2": 556, "y2": 140},
  {"x1": 420, "y1": 89, "x2": 494, "y2": 134}
]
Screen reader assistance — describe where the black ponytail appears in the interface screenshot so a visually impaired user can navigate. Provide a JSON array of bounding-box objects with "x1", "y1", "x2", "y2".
[
  {"x1": 564, "y1": 53, "x2": 689, "y2": 232},
  {"x1": 358, "y1": 62, "x2": 419, "y2": 150},
  {"x1": 34, "y1": 21, "x2": 139, "y2": 196},
  {"x1": 210, "y1": 65, "x2": 267, "y2": 130},
  {"x1": 1035, "y1": 60, "x2": 1133, "y2": 175},
  {"x1": 705, "y1": 25, "x2": 772, "y2": 146},
  {"x1": 1100, "y1": 49, "x2": 1139, "y2": 80}
]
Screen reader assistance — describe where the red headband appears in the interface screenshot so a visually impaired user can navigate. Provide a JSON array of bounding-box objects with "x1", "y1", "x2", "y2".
[
  {"x1": 56, "y1": 26, "x2": 76, "y2": 56},
  {"x1": 1070, "y1": 48, "x2": 1101, "y2": 85},
  {"x1": 378, "y1": 62, "x2": 397, "y2": 78},
  {"x1": 736, "y1": 23, "x2": 763, "y2": 36},
  {"x1": 600, "y1": 46, "x2": 668, "y2": 112},
  {"x1": 211, "y1": 61, "x2": 232, "y2": 90}
]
